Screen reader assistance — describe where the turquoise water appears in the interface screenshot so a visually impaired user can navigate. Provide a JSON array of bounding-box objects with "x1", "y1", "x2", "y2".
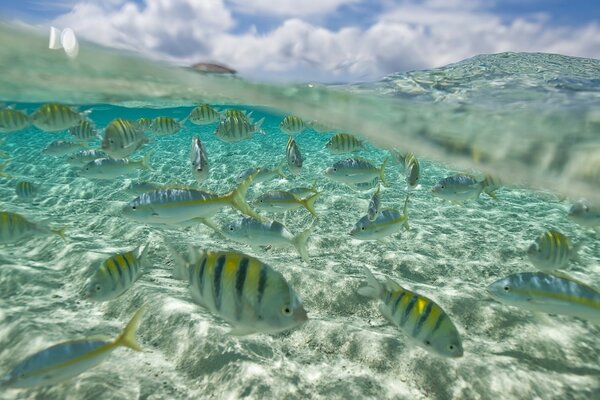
[{"x1": 1, "y1": 24, "x2": 600, "y2": 400}]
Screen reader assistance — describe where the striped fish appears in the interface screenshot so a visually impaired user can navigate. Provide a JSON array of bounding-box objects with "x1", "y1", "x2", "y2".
[
  {"x1": 358, "y1": 267, "x2": 463, "y2": 358},
  {"x1": 1, "y1": 307, "x2": 145, "y2": 388},
  {"x1": 101, "y1": 118, "x2": 148, "y2": 159},
  {"x1": 150, "y1": 116, "x2": 182, "y2": 136},
  {"x1": 31, "y1": 103, "x2": 83, "y2": 132},
  {"x1": 286, "y1": 136, "x2": 303, "y2": 175},
  {"x1": 80, "y1": 155, "x2": 150, "y2": 179},
  {"x1": 122, "y1": 173, "x2": 262, "y2": 225},
  {"x1": 0, "y1": 212, "x2": 65, "y2": 244},
  {"x1": 254, "y1": 190, "x2": 320, "y2": 218},
  {"x1": 191, "y1": 136, "x2": 209, "y2": 182},
  {"x1": 487, "y1": 272, "x2": 600, "y2": 323},
  {"x1": 351, "y1": 194, "x2": 410, "y2": 240},
  {"x1": 222, "y1": 217, "x2": 314, "y2": 263},
  {"x1": 431, "y1": 174, "x2": 490, "y2": 203},
  {"x1": 215, "y1": 115, "x2": 264, "y2": 143},
  {"x1": 43, "y1": 139, "x2": 86, "y2": 156},
  {"x1": 568, "y1": 200, "x2": 600, "y2": 230},
  {"x1": 134, "y1": 117, "x2": 152, "y2": 131},
  {"x1": 66, "y1": 149, "x2": 109, "y2": 166},
  {"x1": 223, "y1": 109, "x2": 252, "y2": 121},
  {"x1": 170, "y1": 248, "x2": 307, "y2": 335},
  {"x1": 280, "y1": 115, "x2": 305, "y2": 135},
  {"x1": 367, "y1": 184, "x2": 381, "y2": 221},
  {"x1": 69, "y1": 120, "x2": 97, "y2": 142},
  {"x1": 527, "y1": 230, "x2": 580, "y2": 271},
  {"x1": 188, "y1": 104, "x2": 220, "y2": 125},
  {"x1": 324, "y1": 157, "x2": 388, "y2": 186},
  {"x1": 326, "y1": 133, "x2": 363, "y2": 154},
  {"x1": 85, "y1": 244, "x2": 150, "y2": 301},
  {"x1": 404, "y1": 152, "x2": 420, "y2": 188},
  {"x1": 16, "y1": 181, "x2": 37, "y2": 200},
  {"x1": 0, "y1": 108, "x2": 29, "y2": 133}
]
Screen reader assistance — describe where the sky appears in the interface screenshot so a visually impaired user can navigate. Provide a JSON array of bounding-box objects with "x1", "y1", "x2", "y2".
[{"x1": 1, "y1": 0, "x2": 599, "y2": 82}]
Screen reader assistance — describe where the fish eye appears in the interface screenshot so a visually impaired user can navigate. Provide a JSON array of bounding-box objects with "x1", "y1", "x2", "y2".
[
  {"x1": 95, "y1": 285, "x2": 101, "y2": 291},
  {"x1": 449, "y1": 344, "x2": 455, "y2": 350},
  {"x1": 109, "y1": 139, "x2": 113, "y2": 143},
  {"x1": 229, "y1": 227, "x2": 234, "y2": 231},
  {"x1": 361, "y1": 226, "x2": 365, "y2": 230},
  {"x1": 441, "y1": 185, "x2": 444, "y2": 189},
  {"x1": 333, "y1": 168, "x2": 337, "y2": 172},
  {"x1": 425, "y1": 340, "x2": 431, "y2": 346},
  {"x1": 504, "y1": 286, "x2": 510, "y2": 291},
  {"x1": 281, "y1": 305, "x2": 292, "y2": 316},
  {"x1": 132, "y1": 206, "x2": 137, "y2": 210}
]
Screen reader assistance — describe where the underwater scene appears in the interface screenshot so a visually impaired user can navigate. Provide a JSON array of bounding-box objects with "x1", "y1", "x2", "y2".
[{"x1": 0, "y1": 24, "x2": 599, "y2": 400}]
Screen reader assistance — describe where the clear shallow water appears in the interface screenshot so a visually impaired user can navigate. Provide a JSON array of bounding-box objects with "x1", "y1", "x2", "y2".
[{"x1": 0, "y1": 24, "x2": 599, "y2": 400}]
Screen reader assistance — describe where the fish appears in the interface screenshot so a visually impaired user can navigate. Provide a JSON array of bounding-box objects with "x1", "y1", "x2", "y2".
[
  {"x1": 222, "y1": 217, "x2": 314, "y2": 263},
  {"x1": 487, "y1": 272, "x2": 600, "y2": 323},
  {"x1": 170, "y1": 247, "x2": 307, "y2": 335},
  {"x1": 215, "y1": 115, "x2": 264, "y2": 143},
  {"x1": 188, "y1": 104, "x2": 220, "y2": 125},
  {"x1": 255, "y1": 190, "x2": 320, "y2": 218},
  {"x1": 324, "y1": 157, "x2": 388, "y2": 186},
  {"x1": 134, "y1": 118, "x2": 152, "y2": 131},
  {"x1": 0, "y1": 306, "x2": 145, "y2": 388},
  {"x1": 80, "y1": 155, "x2": 150, "y2": 179},
  {"x1": 0, "y1": 108, "x2": 29, "y2": 133},
  {"x1": 122, "y1": 173, "x2": 262, "y2": 225},
  {"x1": 42, "y1": 140, "x2": 86, "y2": 156},
  {"x1": 0, "y1": 212, "x2": 65, "y2": 244},
  {"x1": 404, "y1": 152, "x2": 420, "y2": 188},
  {"x1": 101, "y1": 118, "x2": 148, "y2": 159},
  {"x1": 286, "y1": 136, "x2": 303, "y2": 175},
  {"x1": 223, "y1": 109, "x2": 252, "y2": 121},
  {"x1": 568, "y1": 200, "x2": 600, "y2": 230},
  {"x1": 191, "y1": 136, "x2": 209, "y2": 183},
  {"x1": 236, "y1": 164, "x2": 286, "y2": 183},
  {"x1": 431, "y1": 174, "x2": 492, "y2": 203},
  {"x1": 85, "y1": 244, "x2": 150, "y2": 301},
  {"x1": 66, "y1": 149, "x2": 109, "y2": 166},
  {"x1": 31, "y1": 103, "x2": 83, "y2": 132},
  {"x1": 288, "y1": 181, "x2": 319, "y2": 197},
  {"x1": 350, "y1": 195, "x2": 410, "y2": 240},
  {"x1": 358, "y1": 267, "x2": 463, "y2": 358},
  {"x1": 352, "y1": 178, "x2": 380, "y2": 191},
  {"x1": 69, "y1": 120, "x2": 97, "y2": 142},
  {"x1": 280, "y1": 115, "x2": 306, "y2": 135},
  {"x1": 16, "y1": 181, "x2": 37, "y2": 201},
  {"x1": 527, "y1": 230, "x2": 580, "y2": 271},
  {"x1": 389, "y1": 148, "x2": 406, "y2": 167},
  {"x1": 326, "y1": 133, "x2": 363, "y2": 154},
  {"x1": 124, "y1": 181, "x2": 165, "y2": 195},
  {"x1": 150, "y1": 116, "x2": 182, "y2": 136},
  {"x1": 367, "y1": 184, "x2": 381, "y2": 221}
]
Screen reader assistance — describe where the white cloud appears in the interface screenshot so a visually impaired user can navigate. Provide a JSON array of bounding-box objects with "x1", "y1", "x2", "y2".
[
  {"x1": 50, "y1": 0, "x2": 600, "y2": 82},
  {"x1": 226, "y1": 0, "x2": 360, "y2": 17}
]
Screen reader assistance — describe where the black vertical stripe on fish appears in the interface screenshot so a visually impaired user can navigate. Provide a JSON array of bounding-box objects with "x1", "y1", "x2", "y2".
[
  {"x1": 412, "y1": 301, "x2": 433, "y2": 337},
  {"x1": 123, "y1": 255, "x2": 134, "y2": 284},
  {"x1": 400, "y1": 294, "x2": 417, "y2": 326},
  {"x1": 198, "y1": 257, "x2": 207, "y2": 296},
  {"x1": 104, "y1": 263, "x2": 117, "y2": 290},
  {"x1": 384, "y1": 290, "x2": 392, "y2": 305},
  {"x1": 234, "y1": 257, "x2": 249, "y2": 320},
  {"x1": 213, "y1": 254, "x2": 226, "y2": 311},
  {"x1": 391, "y1": 292, "x2": 406, "y2": 316},
  {"x1": 425, "y1": 313, "x2": 447, "y2": 342},
  {"x1": 257, "y1": 264, "x2": 268, "y2": 310}
]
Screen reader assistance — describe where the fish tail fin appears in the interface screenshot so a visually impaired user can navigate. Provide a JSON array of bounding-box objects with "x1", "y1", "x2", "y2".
[
  {"x1": 379, "y1": 157, "x2": 389, "y2": 186},
  {"x1": 481, "y1": 175, "x2": 498, "y2": 199},
  {"x1": 49, "y1": 26, "x2": 63, "y2": 49},
  {"x1": 301, "y1": 192, "x2": 321, "y2": 218},
  {"x1": 292, "y1": 223, "x2": 314, "y2": 263},
  {"x1": 53, "y1": 227, "x2": 67, "y2": 241},
  {"x1": 138, "y1": 242, "x2": 150, "y2": 268},
  {"x1": 228, "y1": 172, "x2": 263, "y2": 220},
  {"x1": 357, "y1": 266, "x2": 382, "y2": 299},
  {"x1": 115, "y1": 306, "x2": 145, "y2": 351},
  {"x1": 310, "y1": 179, "x2": 319, "y2": 193},
  {"x1": 197, "y1": 217, "x2": 219, "y2": 232},
  {"x1": 166, "y1": 242, "x2": 189, "y2": 280}
]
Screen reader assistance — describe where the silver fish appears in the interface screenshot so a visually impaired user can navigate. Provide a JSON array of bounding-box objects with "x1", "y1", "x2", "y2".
[
  {"x1": 324, "y1": 157, "x2": 388, "y2": 186},
  {"x1": 66, "y1": 149, "x2": 110, "y2": 166},
  {"x1": 43, "y1": 140, "x2": 86, "y2": 156},
  {"x1": 367, "y1": 184, "x2": 381, "y2": 221},
  {"x1": 101, "y1": 118, "x2": 148, "y2": 159},
  {"x1": 80, "y1": 155, "x2": 150, "y2": 179},
  {"x1": 191, "y1": 136, "x2": 209, "y2": 183},
  {"x1": 286, "y1": 136, "x2": 303, "y2": 175}
]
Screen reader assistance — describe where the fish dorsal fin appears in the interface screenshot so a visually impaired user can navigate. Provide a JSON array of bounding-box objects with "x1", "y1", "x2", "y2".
[
  {"x1": 549, "y1": 271, "x2": 600, "y2": 292},
  {"x1": 384, "y1": 277, "x2": 403, "y2": 292}
]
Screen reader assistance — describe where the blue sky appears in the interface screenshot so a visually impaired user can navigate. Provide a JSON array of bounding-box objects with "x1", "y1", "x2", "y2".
[{"x1": 2, "y1": 0, "x2": 599, "y2": 82}]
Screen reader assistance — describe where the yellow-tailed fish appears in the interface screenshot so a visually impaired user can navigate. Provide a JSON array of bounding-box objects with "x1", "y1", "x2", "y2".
[
  {"x1": 80, "y1": 154, "x2": 150, "y2": 179},
  {"x1": 66, "y1": 149, "x2": 109, "y2": 166},
  {"x1": 31, "y1": 103, "x2": 83, "y2": 132},
  {"x1": 326, "y1": 133, "x2": 363, "y2": 154},
  {"x1": 487, "y1": 272, "x2": 600, "y2": 323},
  {"x1": 0, "y1": 212, "x2": 65, "y2": 244},
  {"x1": 188, "y1": 104, "x2": 220, "y2": 125},
  {"x1": 568, "y1": 200, "x2": 600, "y2": 231},
  {"x1": 150, "y1": 116, "x2": 182, "y2": 136},
  {"x1": 237, "y1": 164, "x2": 286, "y2": 183},
  {"x1": 404, "y1": 152, "x2": 420, "y2": 188},
  {"x1": 255, "y1": 190, "x2": 320, "y2": 218},
  {"x1": 280, "y1": 115, "x2": 306, "y2": 135},
  {"x1": 527, "y1": 230, "x2": 580, "y2": 271},
  {"x1": 286, "y1": 136, "x2": 303, "y2": 175},
  {"x1": 0, "y1": 108, "x2": 29, "y2": 133},
  {"x1": 69, "y1": 120, "x2": 97, "y2": 142},
  {"x1": 324, "y1": 157, "x2": 388, "y2": 186},
  {"x1": 215, "y1": 115, "x2": 264, "y2": 143},
  {"x1": 43, "y1": 139, "x2": 87, "y2": 156},
  {"x1": 101, "y1": 118, "x2": 148, "y2": 159},
  {"x1": 0, "y1": 306, "x2": 145, "y2": 388},
  {"x1": 85, "y1": 244, "x2": 150, "y2": 301},
  {"x1": 358, "y1": 267, "x2": 463, "y2": 357},
  {"x1": 170, "y1": 248, "x2": 307, "y2": 335},
  {"x1": 367, "y1": 184, "x2": 381, "y2": 221},
  {"x1": 191, "y1": 136, "x2": 209, "y2": 182},
  {"x1": 351, "y1": 194, "x2": 410, "y2": 240},
  {"x1": 16, "y1": 181, "x2": 37, "y2": 201},
  {"x1": 222, "y1": 217, "x2": 314, "y2": 263},
  {"x1": 122, "y1": 173, "x2": 262, "y2": 225}
]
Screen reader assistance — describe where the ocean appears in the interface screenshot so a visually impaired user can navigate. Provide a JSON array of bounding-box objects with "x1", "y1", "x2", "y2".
[{"x1": 0, "y1": 23, "x2": 599, "y2": 400}]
